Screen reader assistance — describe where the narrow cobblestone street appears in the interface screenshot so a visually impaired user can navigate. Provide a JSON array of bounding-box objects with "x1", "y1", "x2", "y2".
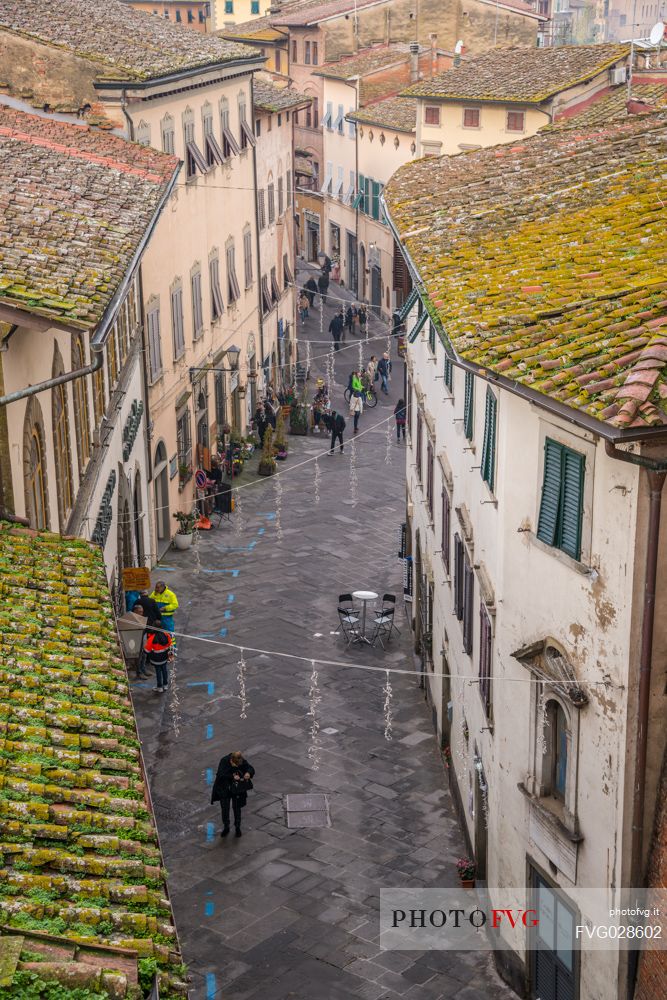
[{"x1": 132, "y1": 272, "x2": 514, "y2": 1000}]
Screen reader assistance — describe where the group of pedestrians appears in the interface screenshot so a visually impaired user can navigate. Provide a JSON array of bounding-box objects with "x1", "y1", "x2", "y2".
[
  {"x1": 328, "y1": 304, "x2": 368, "y2": 350},
  {"x1": 131, "y1": 582, "x2": 179, "y2": 692}
]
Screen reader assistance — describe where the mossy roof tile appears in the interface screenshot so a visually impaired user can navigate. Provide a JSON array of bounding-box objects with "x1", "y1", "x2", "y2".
[
  {"x1": 403, "y1": 43, "x2": 630, "y2": 104},
  {"x1": 0, "y1": 525, "x2": 182, "y2": 989},
  {"x1": 0, "y1": 106, "x2": 178, "y2": 329},
  {"x1": 384, "y1": 113, "x2": 667, "y2": 431},
  {"x1": 347, "y1": 95, "x2": 417, "y2": 133},
  {"x1": 0, "y1": 0, "x2": 257, "y2": 80}
]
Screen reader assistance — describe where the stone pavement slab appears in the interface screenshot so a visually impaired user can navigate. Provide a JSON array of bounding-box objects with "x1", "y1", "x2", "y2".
[{"x1": 131, "y1": 266, "x2": 514, "y2": 999}]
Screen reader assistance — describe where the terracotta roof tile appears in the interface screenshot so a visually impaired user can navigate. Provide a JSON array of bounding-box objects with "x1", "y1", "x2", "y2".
[
  {"x1": 0, "y1": 106, "x2": 179, "y2": 329},
  {"x1": 403, "y1": 43, "x2": 630, "y2": 104},
  {"x1": 0, "y1": 0, "x2": 258, "y2": 81},
  {"x1": 314, "y1": 44, "x2": 419, "y2": 81},
  {"x1": 347, "y1": 95, "x2": 416, "y2": 132},
  {"x1": 548, "y1": 82, "x2": 667, "y2": 130},
  {"x1": 384, "y1": 114, "x2": 667, "y2": 431},
  {"x1": 0, "y1": 525, "x2": 183, "y2": 990}
]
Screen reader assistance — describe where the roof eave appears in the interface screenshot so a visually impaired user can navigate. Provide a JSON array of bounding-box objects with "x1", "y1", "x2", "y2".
[{"x1": 93, "y1": 53, "x2": 266, "y2": 92}]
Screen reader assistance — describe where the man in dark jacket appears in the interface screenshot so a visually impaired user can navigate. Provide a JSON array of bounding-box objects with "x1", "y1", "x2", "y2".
[
  {"x1": 317, "y1": 270, "x2": 329, "y2": 304},
  {"x1": 377, "y1": 352, "x2": 392, "y2": 394},
  {"x1": 305, "y1": 276, "x2": 318, "y2": 307},
  {"x1": 329, "y1": 410, "x2": 346, "y2": 454},
  {"x1": 329, "y1": 310, "x2": 344, "y2": 351},
  {"x1": 135, "y1": 592, "x2": 161, "y2": 622},
  {"x1": 211, "y1": 750, "x2": 255, "y2": 837}
]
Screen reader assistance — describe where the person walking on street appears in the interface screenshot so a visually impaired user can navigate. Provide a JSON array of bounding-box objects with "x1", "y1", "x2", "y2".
[
  {"x1": 305, "y1": 276, "x2": 318, "y2": 307},
  {"x1": 211, "y1": 750, "x2": 255, "y2": 838},
  {"x1": 131, "y1": 602, "x2": 152, "y2": 678},
  {"x1": 394, "y1": 398, "x2": 407, "y2": 441},
  {"x1": 329, "y1": 410, "x2": 346, "y2": 454},
  {"x1": 350, "y1": 374, "x2": 364, "y2": 434},
  {"x1": 144, "y1": 617, "x2": 173, "y2": 692},
  {"x1": 318, "y1": 269, "x2": 329, "y2": 305},
  {"x1": 329, "y1": 310, "x2": 344, "y2": 351},
  {"x1": 377, "y1": 352, "x2": 392, "y2": 394},
  {"x1": 367, "y1": 355, "x2": 378, "y2": 385},
  {"x1": 358, "y1": 304, "x2": 367, "y2": 337},
  {"x1": 149, "y1": 581, "x2": 178, "y2": 634},
  {"x1": 254, "y1": 403, "x2": 268, "y2": 448},
  {"x1": 299, "y1": 291, "x2": 309, "y2": 323}
]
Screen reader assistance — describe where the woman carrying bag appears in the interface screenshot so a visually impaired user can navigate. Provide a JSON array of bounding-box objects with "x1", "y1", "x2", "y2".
[{"x1": 211, "y1": 750, "x2": 255, "y2": 837}]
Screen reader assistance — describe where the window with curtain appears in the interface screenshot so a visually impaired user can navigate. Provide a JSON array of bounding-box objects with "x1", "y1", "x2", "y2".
[{"x1": 71, "y1": 335, "x2": 91, "y2": 474}]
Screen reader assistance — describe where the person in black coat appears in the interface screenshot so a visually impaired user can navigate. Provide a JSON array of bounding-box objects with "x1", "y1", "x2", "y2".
[
  {"x1": 329, "y1": 311, "x2": 344, "y2": 351},
  {"x1": 211, "y1": 750, "x2": 255, "y2": 837},
  {"x1": 305, "y1": 276, "x2": 318, "y2": 307},
  {"x1": 329, "y1": 410, "x2": 346, "y2": 455},
  {"x1": 317, "y1": 270, "x2": 329, "y2": 304}
]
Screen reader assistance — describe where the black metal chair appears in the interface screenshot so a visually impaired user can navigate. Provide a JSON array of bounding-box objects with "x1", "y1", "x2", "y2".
[
  {"x1": 337, "y1": 593, "x2": 361, "y2": 646},
  {"x1": 370, "y1": 594, "x2": 401, "y2": 648}
]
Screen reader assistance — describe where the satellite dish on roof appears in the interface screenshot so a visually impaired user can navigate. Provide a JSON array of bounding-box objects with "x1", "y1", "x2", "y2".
[{"x1": 649, "y1": 21, "x2": 665, "y2": 45}]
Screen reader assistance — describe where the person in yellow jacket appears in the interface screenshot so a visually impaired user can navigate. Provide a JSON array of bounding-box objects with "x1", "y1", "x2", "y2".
[{"x1": 149, "y1": 581, "x2": 178, "y2": 634}]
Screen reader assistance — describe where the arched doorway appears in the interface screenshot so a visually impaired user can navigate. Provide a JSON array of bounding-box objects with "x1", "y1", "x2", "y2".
[
  {"x1": 154, "y1": 441, "x2": 170, "y2": 555},
  {"x1": 22, "y1": 396, "x2": 50, "y2": 530}
]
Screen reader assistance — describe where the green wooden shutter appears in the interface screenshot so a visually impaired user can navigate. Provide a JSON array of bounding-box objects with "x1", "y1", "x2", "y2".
[
  {"x1": 480, "y1": 387, "x2": 497, "y2": 491},
  {"x1": 444, "y1": 357, "x2": 453, "y2": 392},
  {"x1": 560, "y1": 448, "x2": 585, "y2": 560},
  {"x1": 355, "y1": 173, "x2": 365, "y2": 211},
  {"x1": 371, "y1": 180, "x2": 381, "y2": 220},
  {"x1": 536, "y1": 439, "x2": 563, "y2": 547},
  {"x1": 364, "y1": 176, "x2": 371, "y2": 215},
  {"x1": 463, "y1": 371, "x2": 474, "y2": 441}
]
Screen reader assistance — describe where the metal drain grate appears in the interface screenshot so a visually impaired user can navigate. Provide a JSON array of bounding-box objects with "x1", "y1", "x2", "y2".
[{"x1": 284, "y1": 793, "x2": 331, "y2": 828}]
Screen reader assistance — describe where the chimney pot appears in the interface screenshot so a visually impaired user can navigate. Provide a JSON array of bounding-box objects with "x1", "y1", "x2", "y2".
[{"x1": 409, "y1": 41, "x2": 420, "y2": 82}]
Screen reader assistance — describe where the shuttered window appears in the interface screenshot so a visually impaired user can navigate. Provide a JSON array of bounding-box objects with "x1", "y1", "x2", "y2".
[
  {"x1": 454, "y1": 533, "x2": 464, "y2": 621},
  {"x1": 147, "y1": 305, "x2": 162, "y2": 383},
  {"x1": 463, "y1": 371, "x2": 474, "y2": 441},
  {"x1": 463, "y1": 555, "x2": 474, "y2": 655},
  {"x1": 191, "y1": 269, "x2": 203, "y2": 340},
  {"x1": 479, "y1": 604, "x2": 492, "y2": 717},
  {"x1": 426, "y1": 439, "x2": 434, "y2": 519},
  {"x1": 416, "y1": 410, "x2": 423, "y2": 483},
  {"x1": 480, "y1": 387, "x2": 497, "y2": 491},
  {"x1": 442, "y1": 489, "x2": 451, "y2": 574},
  {"x1": 243, "y1": 229, "x2": 253, "y2": 288},
  {"x1": 170, "y1": 285, "x2": 185, "y2": 359},
  {"x1": 536, "y1": 438, "x2": 585, "y2": 561},
  {"x1": 428, "y1": 321, "x2": 437, "y2": 355},
  {"x1": 444, "y1": 357, "x2": 453, "y2": 392}
]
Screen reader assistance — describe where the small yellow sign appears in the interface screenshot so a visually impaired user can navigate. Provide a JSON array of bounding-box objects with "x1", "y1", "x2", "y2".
[{"x1": 122, "y1": 567, "x2": 151, "y2": 591}]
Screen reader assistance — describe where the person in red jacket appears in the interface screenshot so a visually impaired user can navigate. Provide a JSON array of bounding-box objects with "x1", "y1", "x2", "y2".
[{"x1": 144, "y1": 618, "x2": 173, "y2": 693}]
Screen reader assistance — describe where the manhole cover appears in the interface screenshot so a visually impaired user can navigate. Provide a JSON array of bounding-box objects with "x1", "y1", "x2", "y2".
[
  {"x1": 285, "y1": 793, "x2": 327, "y2": 812},
  {"x1": 284, "y1": 793, "x2": 331, "y2": 828}
]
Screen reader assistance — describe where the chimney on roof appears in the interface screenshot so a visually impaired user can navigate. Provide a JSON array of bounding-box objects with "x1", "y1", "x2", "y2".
[
  {"x1": 409, "y1": 41, "x2": 420, "y2": 83},
  {"x1": 430, "y1": 32, "x2": 437, "y2": 78}
]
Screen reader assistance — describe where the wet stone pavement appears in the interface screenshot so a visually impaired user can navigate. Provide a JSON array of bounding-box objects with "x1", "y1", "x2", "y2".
[{"x1": 132, "y1": 270, "x2": 514, "y2": 1000}]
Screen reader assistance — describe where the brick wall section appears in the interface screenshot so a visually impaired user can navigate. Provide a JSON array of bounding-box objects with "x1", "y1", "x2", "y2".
[{"x1": 635, "y1": 746, "x2": 667, "y2": 1000}]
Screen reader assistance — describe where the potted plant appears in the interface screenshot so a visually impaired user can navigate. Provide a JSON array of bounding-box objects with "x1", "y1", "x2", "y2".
[
  {"x1": 173, "y1": 510, "x2": 196, "y2": 550},
  {"x1": 290, "y1": 389, "x2": 309, "y2": 436},
  {"x1": 456, "y1": 857, "x2": 476, "y2": 888},
  {"x1": 258, "y1": 426, "x2": 277, "y2": 477},
  {"x1": 274, "y1": 408, "x2": 288, "y2": 459}
]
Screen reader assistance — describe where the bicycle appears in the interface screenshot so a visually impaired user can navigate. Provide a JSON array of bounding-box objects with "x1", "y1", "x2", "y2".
[{"x1": 344, "y1": 385, "x2": 378, "y2": 408}]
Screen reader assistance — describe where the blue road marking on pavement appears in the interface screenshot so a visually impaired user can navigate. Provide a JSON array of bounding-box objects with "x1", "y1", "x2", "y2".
[
  {"x1": 219, "y1": 628, "x2": 228, "y2": 637},
  {"x1": 258, "y1": 528, "x2": 265, "y2": 535},
  {"x1": 248, "y1": 540, "x2": 258, "y2": 549},
  {"x1": 156, "y1": 566, "x2": 176, "y2": 571},
  {"x1": 201, "y1": 568, "x2": 239, "y2": 576},
  {"x1": 130, "y1": 682, "x2": 153, "y2": 689},
  {"x1": 205, "y1": 898, "x2": 215, "y2": 917},
  {"x1": 223, "y1": 609, "x2": 232, "y2": 620},
  {"x1": 206, "y1": 823, "x2": 215, "y2": 844},
  {"x1": 265, "y1": 513, "x2": 276, "y2": 520},
  {"x1": 206, "y1": 768, "x2": 213, "y2": 786},
  {"x1": 198, "y1": 632, "x2": 216, "y2": 638},
  {"x1": 187, "y1": 681, "x2": 215, "y2": 696},
  {"x1": 227, "y1": 594, "x2": 235, "y2": 603},
  {"x1": 206, "y1": 724, "x2": 214, "y2": 740},
  {"x1": 206, "y1": 973, "x2": 216, "y2": 999}
]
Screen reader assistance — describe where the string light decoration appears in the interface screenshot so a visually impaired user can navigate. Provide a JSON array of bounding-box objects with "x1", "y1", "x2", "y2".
[
  {"x1": 314, "y1": 456, "x2": 321, "y2": 504},
  {"x1": 169, "y1": 640, "x2": 182, "y2": 738},
  {"x1": 237, "y1": 648, "x2": 249, "y2": 720},
  {"x1": 307, "y1": 659, "x2": 322, "y2": 770},
  {"x1": 537, "y1": 687, "x2": 549, "y2": 755},
  {"x1": 274, "y1": 476, "x2": 283, "y2": 540},
  {"x1": 358, "y1": 337, "x2": 363, "y2": 369},
  {"x1": 233, "y1": 487, "x2": 244, "y2": 536},
  {"x1": 192, "y1": 504, "x2": 202, "y2": 577},
  {"x1": 349, "y1": 436, "x2": 358, "y2": 507},
  {"x1": 383, "y1": 669, "x2": 394, "y2": 741},
  {"x1": 385, "y1": 419, "x2": 393, "y2": 466},
  {"x1": 305, "y1": 339, "x2": 312, "y2": 381}
]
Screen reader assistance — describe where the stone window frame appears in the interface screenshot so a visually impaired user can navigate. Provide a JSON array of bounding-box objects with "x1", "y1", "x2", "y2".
[{"x1": 23, "y1": 395, "x2": 50, "y2": 531}]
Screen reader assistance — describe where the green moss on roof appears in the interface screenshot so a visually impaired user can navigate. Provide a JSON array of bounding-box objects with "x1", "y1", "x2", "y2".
[
  {"x1": 403, "y1": 43, "x2": 630, "y2": 105},
  {"x1": 253, "y1": 78, "x2": 311, "y2": 113},
  {"x1": 547, "y1": 82, "x2": 667, "y2": 131},
  {"x1": 384, "y1": 114, "x2": 667, "y2": 431},
  {"x1": 347, "y1": 95, "x2": 416, "y2": 133},
  {"x1": 315, "y1": 44, "x2": 415, "y2": 82},
  {"x1": 0, "y1": 0, "x2": 258, "y2": 81},
  {"x1": 0, "y1": 525, "x2": 184, "y2": 996}
]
